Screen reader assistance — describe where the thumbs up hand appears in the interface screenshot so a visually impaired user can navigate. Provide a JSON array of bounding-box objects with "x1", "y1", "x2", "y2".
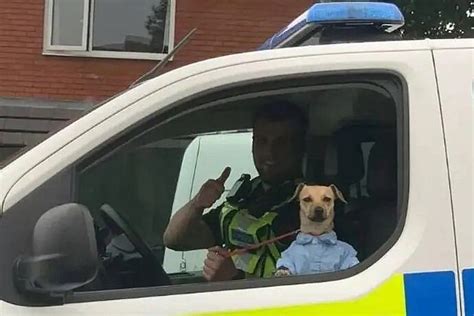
[{"x1": 191, "y1": 167, "x2": 231, "y2": 210}]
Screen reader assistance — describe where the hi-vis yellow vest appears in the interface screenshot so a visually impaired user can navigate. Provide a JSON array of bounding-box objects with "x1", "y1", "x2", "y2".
[{"x1": 219, "y1": 202, "x2": 282, "y2": 278}]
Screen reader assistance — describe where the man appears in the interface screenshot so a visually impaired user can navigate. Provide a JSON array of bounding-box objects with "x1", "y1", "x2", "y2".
[{"x1": 163, "y1": 102, "x2": 308, "y2": 281}]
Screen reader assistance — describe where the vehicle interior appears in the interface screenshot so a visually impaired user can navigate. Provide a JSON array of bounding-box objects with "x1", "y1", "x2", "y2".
[{"x1": 75, "y1": 78, "x2": 401, "y2": 290}]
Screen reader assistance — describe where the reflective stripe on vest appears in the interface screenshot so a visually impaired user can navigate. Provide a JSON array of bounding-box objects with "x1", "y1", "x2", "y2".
[{"x1": 219, "y1": 202, "x2": 281, "y2": 278}]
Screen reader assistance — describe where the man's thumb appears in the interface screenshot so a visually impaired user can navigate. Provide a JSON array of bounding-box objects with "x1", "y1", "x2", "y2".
[{"x1": 216, "y1": 167, "x2": 231, "y2": 184}]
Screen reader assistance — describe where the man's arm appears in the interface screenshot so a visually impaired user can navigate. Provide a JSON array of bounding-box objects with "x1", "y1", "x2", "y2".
[
  {"x1": 163, "y1": 167, "x2": 231, "y2": 251},
  {"x1": 163, "y1": 199, "x2": 216, "y2": 251}
]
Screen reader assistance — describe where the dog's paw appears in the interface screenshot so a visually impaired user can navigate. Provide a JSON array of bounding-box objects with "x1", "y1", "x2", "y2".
[{"x1": 274, "y1": 268, "x2": 291, "y2": 277}]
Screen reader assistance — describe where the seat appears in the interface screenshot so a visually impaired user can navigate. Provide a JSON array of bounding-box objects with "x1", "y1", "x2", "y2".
[
  {"x1": 360, "y1": 139, "x2": 398, "y2": 258},
  {"x1": 309, "y1": 123, "x2": 397, "y2": 260},
  {"x1": 327, "y1": 132, "x2": 366, "y2": 256}
]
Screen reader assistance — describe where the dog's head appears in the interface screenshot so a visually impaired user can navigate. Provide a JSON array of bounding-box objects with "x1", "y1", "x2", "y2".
[{"x1": 294, "y1": 184, "x2": 347, "y2": 233}]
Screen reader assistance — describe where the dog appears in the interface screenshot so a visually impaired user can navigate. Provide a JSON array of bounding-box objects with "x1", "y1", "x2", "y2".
[{"x1": 275, "y1": 184, "x2": 359, "y2": 277}]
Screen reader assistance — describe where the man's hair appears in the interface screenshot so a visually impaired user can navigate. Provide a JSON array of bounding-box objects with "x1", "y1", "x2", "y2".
[{"x1": 253, "y1": 101, "x2": 308, "y2": 138}]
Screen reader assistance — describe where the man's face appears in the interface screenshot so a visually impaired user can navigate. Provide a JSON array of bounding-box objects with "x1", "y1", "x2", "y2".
[{"x1": 252, "y1": 118, "x2": 304, "y2": 185}]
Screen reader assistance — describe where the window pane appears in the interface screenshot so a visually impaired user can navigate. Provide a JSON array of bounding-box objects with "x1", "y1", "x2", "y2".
[
  {"x1": 92, "y1": 0, "x2": 170, "y2": 53},
  {"x1": 51, "y1": 0, "x2": 85, "y2": 46},
  {"x1": 73, "y1": 79, "x2": 401, "y2": 290}
]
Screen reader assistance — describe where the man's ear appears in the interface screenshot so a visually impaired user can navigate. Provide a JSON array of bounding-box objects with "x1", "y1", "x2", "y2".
[{"x1": 330, "y1": 184, "x2": 348, "y2": 204}]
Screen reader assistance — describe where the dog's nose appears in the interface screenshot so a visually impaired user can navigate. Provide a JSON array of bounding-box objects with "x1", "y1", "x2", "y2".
[{"x1": 314, "y1": 207, "x2": 324, "y2": 218}]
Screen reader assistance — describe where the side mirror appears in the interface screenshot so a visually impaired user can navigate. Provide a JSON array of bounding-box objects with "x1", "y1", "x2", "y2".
[{"x1": 14, "y1": 203, "x2": 99, "y2": 296}]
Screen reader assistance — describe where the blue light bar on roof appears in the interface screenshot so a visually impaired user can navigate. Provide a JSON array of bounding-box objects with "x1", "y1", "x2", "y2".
[
  {"x1": 307, "y1": 2, "x2": 404, "y2": 24},
  {"x1": 259, "y1": 2, "x2": 405, "y2": 50}
]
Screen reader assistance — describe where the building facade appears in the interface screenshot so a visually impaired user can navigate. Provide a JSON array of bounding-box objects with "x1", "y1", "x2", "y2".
[{"x1": 0, "y1": 0, "x2": 314, "y2": 163}]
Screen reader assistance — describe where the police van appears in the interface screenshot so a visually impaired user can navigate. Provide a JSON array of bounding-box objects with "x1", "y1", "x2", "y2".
[{"x1": 0, "y1": 2, "x2": 472, "y2": 315}]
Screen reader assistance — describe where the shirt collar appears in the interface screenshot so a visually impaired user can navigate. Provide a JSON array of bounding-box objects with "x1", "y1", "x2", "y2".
[{"x1": 296, "y1": 231, "x2": 338, "y2": 245}]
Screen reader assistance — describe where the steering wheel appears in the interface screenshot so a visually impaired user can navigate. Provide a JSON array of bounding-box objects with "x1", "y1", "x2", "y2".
[{"x1": 99, "y1": 204, "x2": 170, "y2": 286}]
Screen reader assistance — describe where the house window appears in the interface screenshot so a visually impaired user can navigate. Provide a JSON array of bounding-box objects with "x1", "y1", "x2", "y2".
[{"x1": 43, "y1": 0, "x2": 175, "y2": 60}]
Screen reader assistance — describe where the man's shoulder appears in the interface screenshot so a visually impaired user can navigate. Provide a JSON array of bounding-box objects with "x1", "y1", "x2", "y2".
[{"x1": 224, "y1": 174, "x2": 259, "y2": 205}]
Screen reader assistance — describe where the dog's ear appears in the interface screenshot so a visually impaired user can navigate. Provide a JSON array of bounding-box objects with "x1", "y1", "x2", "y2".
[
  {"x1": 289, "y1": 183, "x2": 305, "y2": 202},
  {"x1": 330, "y1": 184, "x2": 348, "y2": 204}
]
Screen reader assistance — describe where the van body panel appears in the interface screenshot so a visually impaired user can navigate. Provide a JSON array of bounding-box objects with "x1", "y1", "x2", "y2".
[
  {"x1": 434, "y1": 47, "x2": 474, "y2": 316},
  {"x1": 0, "y1": 39, "x2": 469, "y2": 315}
]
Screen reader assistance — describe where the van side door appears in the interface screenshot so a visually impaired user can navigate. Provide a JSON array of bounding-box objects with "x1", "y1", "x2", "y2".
[{"x1": 433, "y1": 43, "x2": 474, "y2": 316}]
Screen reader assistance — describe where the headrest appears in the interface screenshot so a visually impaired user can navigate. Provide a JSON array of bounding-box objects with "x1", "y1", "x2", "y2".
[
  {"x1": 367, "y1": 140, "x2": 397, "y2": 200},
  {"x1": 323, "y1": 129, "x2": 365, "y2": 186}
]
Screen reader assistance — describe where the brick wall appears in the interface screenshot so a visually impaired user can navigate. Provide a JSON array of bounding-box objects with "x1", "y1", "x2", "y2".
[{"x1": 0, "y1": 0, "x2": 314, "y2": 103}]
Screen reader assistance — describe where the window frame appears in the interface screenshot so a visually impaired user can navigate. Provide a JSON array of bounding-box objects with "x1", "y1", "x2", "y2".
[
  {"x1": 0, "y1": 65, "x2": 409, "y2": 307},
  {"x1": 43, "y1": 0, "x2": 90, "y2": 51},
  {"x1": 42, "y1": 0, "x2": 176, "y2": 60},
  {"x1": 67, "y1": 71, "x2": 409, "y2": 304}
]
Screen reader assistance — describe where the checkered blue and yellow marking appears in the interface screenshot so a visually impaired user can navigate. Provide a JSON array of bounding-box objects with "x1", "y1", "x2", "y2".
[{"x1": 193, "y1": 271, "x2": 459, "y2": 316}]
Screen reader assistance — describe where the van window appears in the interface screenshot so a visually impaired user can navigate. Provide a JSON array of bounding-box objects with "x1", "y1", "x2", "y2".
[
  {"x1": 74, "y1": 76, "x2": 402, "y2": 292},
  {"x1": 0, "y1": 73, "x2": 406, "y2": 305}
]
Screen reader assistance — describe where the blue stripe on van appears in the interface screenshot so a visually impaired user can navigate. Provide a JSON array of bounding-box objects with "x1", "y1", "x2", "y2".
[
  {"x1": 463, "y1": 269, "x2": 474, "y2": 316},
  {"x1": 404, "y1": 271, "x2": 457, "y2": 316}
]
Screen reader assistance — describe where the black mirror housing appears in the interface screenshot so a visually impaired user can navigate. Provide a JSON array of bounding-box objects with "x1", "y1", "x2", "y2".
[{"x1": 14, "y1": 203, "x2": 98, "y2": 296}]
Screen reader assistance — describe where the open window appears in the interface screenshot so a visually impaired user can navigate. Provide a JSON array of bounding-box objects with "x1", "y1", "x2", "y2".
[
  {"x1": 0, "y1": 72, "x2": 407, "y2": 306},
  {"x1": 72, "y1": 73, "x2": 404, "y2": 292}
]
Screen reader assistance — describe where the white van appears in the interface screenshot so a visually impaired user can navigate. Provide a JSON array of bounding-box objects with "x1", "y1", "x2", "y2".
[{"x1": 0, "y1": 38, "x2": 472, "y2": 316}]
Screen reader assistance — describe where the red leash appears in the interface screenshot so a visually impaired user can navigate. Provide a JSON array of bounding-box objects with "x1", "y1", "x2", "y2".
[{"x1": 222, "y1": 229, "x2": 300, "y2": 258}]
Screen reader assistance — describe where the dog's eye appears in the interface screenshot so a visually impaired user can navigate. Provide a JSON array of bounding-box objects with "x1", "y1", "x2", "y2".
[
  {"x1": 302, "y1": 197, "x2": 312, "y2": 202},
  {"x1": 323, "y1": 196, "x2": 332, "y2": 202}
]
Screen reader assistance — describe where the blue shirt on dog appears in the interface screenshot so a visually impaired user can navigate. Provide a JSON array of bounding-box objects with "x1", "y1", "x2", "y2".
[{"x1": 276, "y1": 231, "x2": 359, "y2": 275}]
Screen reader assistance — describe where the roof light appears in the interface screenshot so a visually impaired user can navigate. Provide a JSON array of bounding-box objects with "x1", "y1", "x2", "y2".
[
  {"x1": 259, "y1": 2, "x2": 405, "y2": 50},
  {"x1": 307, "y1": 2, "x2": 404, "y2": 25}
]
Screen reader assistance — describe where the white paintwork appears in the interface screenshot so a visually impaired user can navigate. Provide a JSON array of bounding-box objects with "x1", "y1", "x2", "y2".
[
  {"x1": 428, "y1": 38, "x2": 474, "y2": 50},
  {"x1": 43, "y1": 0, "x2": 90, "y2": 51},
  {"x1": 434, "y1": 47, "x2": 474, "y2": 315},
  {"x1": 0, "y1": 39, "x2": 472, "y2": 315},
  {"x1": 42, "y1": 49, "x2": 171, "y2": 61}
]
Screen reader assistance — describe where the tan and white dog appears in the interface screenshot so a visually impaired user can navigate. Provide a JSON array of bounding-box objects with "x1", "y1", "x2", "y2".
[
  {"x1": 275, "y1": 184, "x2": 359, "y2": 277},
  {"x1": 298, "y1": 184, "x2": 347, "y2": 236}
]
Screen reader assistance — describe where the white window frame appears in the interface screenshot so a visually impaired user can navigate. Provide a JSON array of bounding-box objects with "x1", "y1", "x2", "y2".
[
  {"x1": 42, "y1": 0, "x2": 176, "y2": 61},
  {"x1": 43, "y1": 0, "x2": 90, "y2": 51}
]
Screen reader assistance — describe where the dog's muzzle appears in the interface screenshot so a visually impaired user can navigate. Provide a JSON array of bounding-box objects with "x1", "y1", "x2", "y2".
[{"x1": 309, "y1": 207, "x2": 326, "y2": 222}]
